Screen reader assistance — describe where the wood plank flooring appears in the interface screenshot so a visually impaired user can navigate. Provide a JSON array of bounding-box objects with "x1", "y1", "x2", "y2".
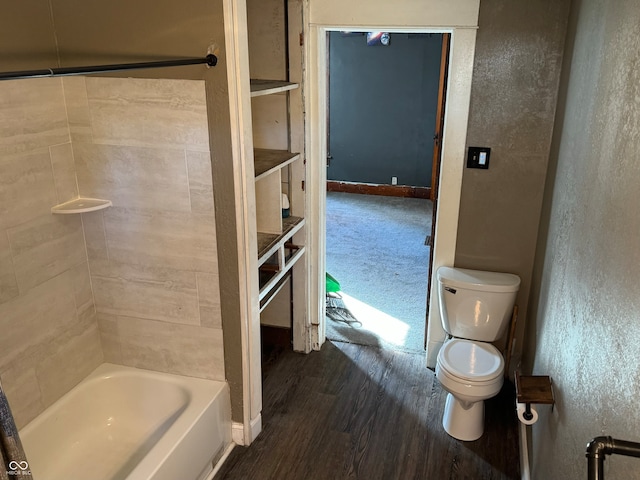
[{"x1": 215, "y1": 341, "x2": 520, "y2": 480}]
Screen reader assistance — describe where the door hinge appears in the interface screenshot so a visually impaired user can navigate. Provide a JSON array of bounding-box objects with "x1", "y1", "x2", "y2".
[
  {"x1": 301, "y1": 180, "x2": 305, "y2": 191},
  {"x1": 300, "y1": 33, "x2": 304, "y2": 46}
]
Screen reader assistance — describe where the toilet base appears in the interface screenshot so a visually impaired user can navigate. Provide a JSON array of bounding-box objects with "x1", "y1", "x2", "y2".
[{"x1": 442, "y1": 392, "x2": 485, "y2": 441}]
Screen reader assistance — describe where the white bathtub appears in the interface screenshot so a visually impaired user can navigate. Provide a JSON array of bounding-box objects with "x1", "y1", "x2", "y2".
[{"x1": 20, "y1": 363, "x2": 231, "y2": 480}]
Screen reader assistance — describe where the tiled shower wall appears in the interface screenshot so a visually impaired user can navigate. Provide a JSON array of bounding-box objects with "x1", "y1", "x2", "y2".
[
  {"x1": 64, "y1": 77, "x2": 224, "y2": 381},
  {"x1": 0, "y1": 78, "x2": 103, "y2": 428},
  {"x1": 0, "y1": 76, "x2": 224, "y2": 428}
]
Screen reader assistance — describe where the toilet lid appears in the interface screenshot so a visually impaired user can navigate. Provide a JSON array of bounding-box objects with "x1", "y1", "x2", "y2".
[{"x1": 438, "y1": 339, "x2": 504, "y2": 382}]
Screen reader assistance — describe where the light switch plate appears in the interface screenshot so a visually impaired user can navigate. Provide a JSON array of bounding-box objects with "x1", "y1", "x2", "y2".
[{"x1": 467, "y1": 146, "x2": 491, "y2": 169}]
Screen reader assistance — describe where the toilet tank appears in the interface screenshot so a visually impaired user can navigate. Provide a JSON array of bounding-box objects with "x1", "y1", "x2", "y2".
[{"x1": 437, "y1": 267, "x2": 520, "y2": 342}]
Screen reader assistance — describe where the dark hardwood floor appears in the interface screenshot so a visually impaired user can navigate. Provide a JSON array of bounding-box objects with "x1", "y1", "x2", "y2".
[{"x1": 215, "y1": 340, "x2": 520, "y2": 480}]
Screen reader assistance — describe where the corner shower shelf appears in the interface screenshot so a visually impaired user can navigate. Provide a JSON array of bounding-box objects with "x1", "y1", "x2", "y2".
[
  {"x1": 254, "y1": 148, "x2": 300, "y2": 180},
  {"x1": 51, "y1": 197, "x2": 112, "y2": 214},
  {"x1": 250, "y1": 79, "x2": 299, "y2": 97}
]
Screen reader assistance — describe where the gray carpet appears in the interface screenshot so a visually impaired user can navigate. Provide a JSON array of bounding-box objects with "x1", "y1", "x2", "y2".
[{"x1": 325, "y1": 192, "x2": 433, "y2": 353}]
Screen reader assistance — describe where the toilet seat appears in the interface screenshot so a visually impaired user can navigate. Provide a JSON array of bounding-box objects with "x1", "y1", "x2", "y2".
[{"x1": 437, "y1": 338, "x2": 503, "y2": 383}]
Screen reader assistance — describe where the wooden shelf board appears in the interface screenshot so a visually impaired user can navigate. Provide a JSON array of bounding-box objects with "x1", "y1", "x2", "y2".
[
  {"x1": 257, "y1": 216, "x2": 304, "y2": 265},
  {"x1": 254, "y1": 149, "x2": 300, "y2": 180},
  {"x1": 515, "y1": 373, "x2": 555, "y2": 404},
  {"x1": 250, "y1": 79, "x2": 299, "y2": 97}
]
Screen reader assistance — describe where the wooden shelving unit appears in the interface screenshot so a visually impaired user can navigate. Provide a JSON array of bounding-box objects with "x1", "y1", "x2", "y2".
[
  {"x1": 253, "y1": 140, "x2": 305, "y2": 304},
  {"x1": 251, "y1": 89, "x2": 304, "y2": 302},
  {"x1": 247, "y1": 0, "x2": 307, "y2": 348}
]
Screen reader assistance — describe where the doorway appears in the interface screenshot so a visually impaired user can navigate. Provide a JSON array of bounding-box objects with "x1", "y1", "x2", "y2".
[
  {"x1": 306, "y1": 22, "x2": 477, "y2": 368},
  {"x1": 323, "y1": 31, "x2": 445, "y2": 353}
]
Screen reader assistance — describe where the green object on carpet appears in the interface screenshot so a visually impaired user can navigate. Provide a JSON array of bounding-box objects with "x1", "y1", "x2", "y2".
[
  {"x1": 326, "y1": 273, "x2": 359, "y2": 324},
  {"x1": 326, "y1": 272, "x2": 341, "y2": 293}
]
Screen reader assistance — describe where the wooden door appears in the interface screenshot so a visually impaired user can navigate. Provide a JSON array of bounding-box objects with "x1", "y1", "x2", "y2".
[{"x1": 425, "y1": 33, "x2": 450, "y2": 347}]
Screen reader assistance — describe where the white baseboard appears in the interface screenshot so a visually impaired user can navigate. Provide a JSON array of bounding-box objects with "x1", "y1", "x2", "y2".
[
  {"x1": 249, "y1": 413, "x2": 262, "y2": 443},
  {"x1": 232, "y1": 422, "x2": 245, "y2": 445},
  {"x1": 231, "y1": 414, "x2": 262, "y2": 446}
]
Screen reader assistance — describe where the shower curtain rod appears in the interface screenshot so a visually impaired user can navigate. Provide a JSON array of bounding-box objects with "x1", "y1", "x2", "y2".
[{"x1": 0, "y1": 54, "x2": 218, "y2": 81}]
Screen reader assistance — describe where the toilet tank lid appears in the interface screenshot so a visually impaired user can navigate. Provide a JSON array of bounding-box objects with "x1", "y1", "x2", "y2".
[{"x1": 437, "y1": 266, "x2": 520, "y2": 293}]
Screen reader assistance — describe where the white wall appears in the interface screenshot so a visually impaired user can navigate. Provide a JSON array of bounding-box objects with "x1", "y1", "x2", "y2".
[{"x1": 309, "y1": 0, "x2": 479, "y2": 28}]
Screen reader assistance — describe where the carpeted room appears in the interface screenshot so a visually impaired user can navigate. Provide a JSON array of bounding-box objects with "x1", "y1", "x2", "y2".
[
  {"x1": 325, "y1": 191, "x2": 432, "y2": 352},
  {"x1": 323, "y1": 31, "x2": 442, "y2": 353}
]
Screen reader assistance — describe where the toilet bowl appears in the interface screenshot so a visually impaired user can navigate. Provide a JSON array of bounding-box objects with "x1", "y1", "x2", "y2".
[
  {"x1": 435, "y1": 266, "x2": 520, "y2": 441},
  {"x1": 436, "y1": 338, "x2": 504, "y2": 441}
]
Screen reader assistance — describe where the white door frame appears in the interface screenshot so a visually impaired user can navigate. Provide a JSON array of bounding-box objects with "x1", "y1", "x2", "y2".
[
  {"x1": 222, "y1": 0, "x2": 263, "y2": 445},
  {"x1": 305, "y1": 20, "x2": 478, "y2": 367}
]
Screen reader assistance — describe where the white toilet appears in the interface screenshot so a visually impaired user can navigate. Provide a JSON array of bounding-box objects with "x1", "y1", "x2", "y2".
[{"x1": 435, "y1": 266, "x2": 520, "y2": 441}]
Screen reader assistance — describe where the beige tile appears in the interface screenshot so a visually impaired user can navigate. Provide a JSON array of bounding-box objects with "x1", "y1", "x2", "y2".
[
  {"x1": 92, "y1": 262, "x2": 200, "y2": 325},
  {"x1": 0, "y1": 272, "x2": 78, "y2": 371},
  {"x1": 117, "y1": 315, "x2": 224, "y2": 380},
  {"x1": 77, "y1": 295, "x2": 96, "y2": 326},
  {"x1": 61, "y1": 77, "x2": 93, "y2": 144},
  {"x1": 197, "y1": 272, "x2": 222, "y2": 328},
  {"x1": 0, "y1": 303, "x2": 101, "y2": 426},
  {"x1": 70, "y1": 261, "x2": 94, "y2": 314},
  {"x1": 0, "y1": 360, "x2": 44, "y2": 429},
  {"x1": 0, "y1": 149, "x2": 58, "y2": 230},
  {"x1": 50, "y1": 142, "x2": 78, "y2": 203},
  {"x1": 85, "y1": 77, "x2": 209, "y2": 151},
  {"x1": 199, "y1": 306, "x2": 221, "y2": 330},
  {"x1": 0, "y1": 78, "x2": 70, "y2": 157},
  {"x1": 81, "y1": 211, "x2": 110, "y2": 275},
  {"x1": 73, "y1": 143, "x2": 191, "y2": 212},
  {"x1": 104, "y1": 207, "x2": 218, "y2": 273},
  {"x1": 97, "y1": 313, "x2": 122, "y2": 364},
  {"x1": 36, "y1": 320, "x2": 103, "y2": 407},
  {"x1": 186, "y1": 150, "x2": 215, "y2": 214},
  {"x1": 0, "y1": 230, "x2": 19, "y2": 305},
  {"x1": 8, "y1": 214, "x2": 86, "y2": 293}
]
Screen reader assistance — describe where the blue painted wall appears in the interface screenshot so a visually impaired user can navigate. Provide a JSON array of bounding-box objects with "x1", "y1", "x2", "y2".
[{"x1": 328, "y1": 32, "x2": 442, "y2": 187}]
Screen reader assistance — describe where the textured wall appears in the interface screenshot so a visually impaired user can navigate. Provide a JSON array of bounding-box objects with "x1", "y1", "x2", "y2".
[
  {"x1": 0, "y1": 0, "x2": 219, "y2": 79},
  {"x1": 65, "y1": 76, "x2": 225, "y2": 381},
  {"x1": 0, "y1": 78, "x2": 103, "y2": 428},
  {"x1": 526, "y1": 0, "x2": 640, "y2": 478},
  {"x1": 455, "y1": 0, "x2": 570, "y2": 361}
]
